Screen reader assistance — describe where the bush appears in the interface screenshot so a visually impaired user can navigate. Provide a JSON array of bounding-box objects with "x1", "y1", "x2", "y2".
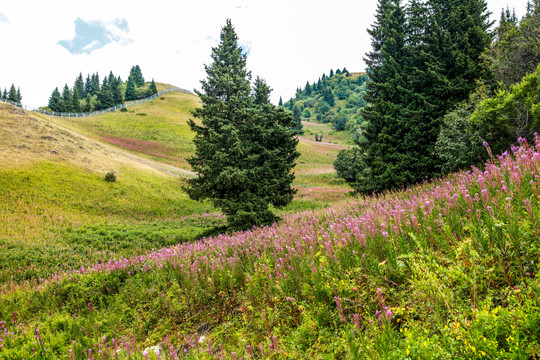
[
  {"x1": 120, "y1": 107, "x2": 128, "y2": 112},
  {"x1": 104, "y1": 172, "x2": 116, "y2": 182}
]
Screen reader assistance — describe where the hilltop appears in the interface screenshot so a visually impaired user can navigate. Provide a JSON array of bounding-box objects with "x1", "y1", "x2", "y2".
[{"x1": 283, "y1": 69, "x2": 369, "y2": 141}]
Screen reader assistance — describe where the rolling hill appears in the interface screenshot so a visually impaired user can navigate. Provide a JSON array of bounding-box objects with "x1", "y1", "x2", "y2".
[
  {"x1": 0, "y1": 88, "x2": 350, "y2": 284},
  {"x1": 1, "y1": 99, "x2": 539, "y2": 357}
]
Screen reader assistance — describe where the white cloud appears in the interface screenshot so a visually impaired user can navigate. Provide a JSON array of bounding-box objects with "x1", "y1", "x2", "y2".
[
  {"x1": 0, "y1": 0, "x2": 531, "y2": 108},
  {"x1": 0, "y1": 12, "x2": 8, "y2": 23}
]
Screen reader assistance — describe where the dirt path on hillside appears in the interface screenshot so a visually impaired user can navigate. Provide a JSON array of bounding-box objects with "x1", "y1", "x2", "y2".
[
  {"x1": 298, "y1": 136, "x2": 348, "y2": 149},
  {"x1": 122, "y1": 152, "x2": 195, "y2": 178}
]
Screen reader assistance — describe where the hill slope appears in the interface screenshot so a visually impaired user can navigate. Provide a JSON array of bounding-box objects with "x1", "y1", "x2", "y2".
[
  {"x1": 0, "y1": 89, "x2": 351, "y2": 283},
  {"x1": 0, "y1": 101, "x2": 219, "y2": 283},
  {"x1": 1, "y1": 133, "x2": 539, "y2": 358}
]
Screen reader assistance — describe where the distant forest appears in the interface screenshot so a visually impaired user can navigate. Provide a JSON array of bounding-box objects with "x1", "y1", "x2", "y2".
[
  {"x1": 0, "y1": 84, "x2": 22, "y2": 103},
  {"x1": 46, "y1": 65, "x2": 158, "y2": 113},
  {"x1": 282, "y1": 69, "x2": 369, "y2": 140}
]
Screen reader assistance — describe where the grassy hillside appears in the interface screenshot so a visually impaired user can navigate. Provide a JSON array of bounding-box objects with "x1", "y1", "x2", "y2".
[
  {"x1": 1, "y1": 129, "x2": 539, "y2": 358},
  {"x1": 1, "y1": 90, "x2": 351, "y2": 284},
  {"x1": 0, "y1": 101, "x2": 220, "y2": 283},
  {"x1": 284, "y1": 70, "x2": 368, "y2": 136},
  {"x1": 41, "y1": 91, "x2": 200, "y2": 170},
  {"x1": 43, "y1": 88, "x2": 352, "y2": 202}
]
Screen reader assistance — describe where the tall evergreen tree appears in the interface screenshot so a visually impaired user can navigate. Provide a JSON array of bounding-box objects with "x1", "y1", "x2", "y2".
[
  {"x1": 74, "y1": 73, "x2": 84, "y2": 99},
  {"x1": 149, "y1": 79, "x2": 158, "y2": 95},
  {"x1": 91, "y1": 73, "x2": 100, "y2": 96},
  {"x1": 305, "y1": 81, "x2": 312, "y2": 96},
  {"x1": 292, "y1": 105, "x2": 304, "y2": 134},
  {"x1": 278, "y1": 96, "x2": 283, "y2": 107},
  {"x1": 425, "y1": 0, "x2": 492, "y2": 109},
  {"x1": 253, "y1": 76, "x2": 272, "y2": 105},
  {"x1": 84, "y1": 74, "x2": 92, "y2": 97},
  {"x1": 360, "y1": 0, "x2": 409, "y2": 192},
  {"x1": 108, "y1": 72, "x2": 123, "y2": 105},
  {"x1": 186, "y1": 19, "x2": 299, "y2": 230},
  {"x1": 8, "y1": 84, "x2": 17, "y2": 102},
  {"x1": 71, "y1": 88, "x2": 81, "y2": 112},
  {"x1": 61, "y1": 84, "x2": 73, "y2": 112},
  {"x1": 125, "y1": 76, "x2": 137, "y2": 101},
  {"x1": 16, "y1": 87, "x2": 22, "y2": 103},
  {"x1": 322, "y1": 87, "x2": 335, "y2": 107},
  {"x1": 130, "y1": 65, "x2": 145, "y2": 87},
  {"x1": 48, "y1": 88, "x2": 62, "y2": 112}
]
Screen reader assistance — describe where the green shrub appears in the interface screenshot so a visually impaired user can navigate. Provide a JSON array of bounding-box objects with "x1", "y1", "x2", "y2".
[{"x1": 104, "y1": 172, "x2": 116, "y2": 182}]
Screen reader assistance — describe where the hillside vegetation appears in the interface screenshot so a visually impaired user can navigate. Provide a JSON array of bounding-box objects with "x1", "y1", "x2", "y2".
[
  {"x1": 283, "y1": 70, "x2": 368, "y2": 139},
  {"x1": 0, "y1": 101, "x2": 220, "y2": 283},
  {"x1": 1, "y1": 132, "x2": 539, "y2": 358},
  {"x1": 0, "y1": 90, "x2": 350, "y2": 284}
]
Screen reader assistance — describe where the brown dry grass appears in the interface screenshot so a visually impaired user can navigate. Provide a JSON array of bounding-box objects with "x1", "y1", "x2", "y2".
[{"x1": 0, "y1": 101, "x2": 192, "y2": 178}]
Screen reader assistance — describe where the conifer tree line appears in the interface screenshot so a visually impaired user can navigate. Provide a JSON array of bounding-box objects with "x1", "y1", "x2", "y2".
[
  {"x1": 47, "y1": 65, "x2": 158, "y2": 113},
  {"x1": 0, "y1": 84, "x2": 22, "y2": 103},
  {"x1": 336, "y1": 0, "x2": 540, "y2": 194},
  {"x1": 336, "y1": 0, "x2": 493, "y2": 193}
]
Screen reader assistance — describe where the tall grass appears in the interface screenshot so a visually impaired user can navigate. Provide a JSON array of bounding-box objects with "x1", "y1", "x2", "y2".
[{"x1": 1, "y1": 138, "x2": 540, "y2": 359}]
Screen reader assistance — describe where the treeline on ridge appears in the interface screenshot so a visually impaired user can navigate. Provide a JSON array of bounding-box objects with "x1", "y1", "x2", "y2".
[
  {"x1": 46, "y1": 65, "x2": 158, "y2": 113},
  {"x1": 0, "y1": 83, "x2": 22, "y2": 103}
]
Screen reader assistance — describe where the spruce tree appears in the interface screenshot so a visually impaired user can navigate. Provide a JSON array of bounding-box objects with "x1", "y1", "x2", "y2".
[
  {"x1": 360, "y1": 0, "x2": 409, "y2": 192},
  {"x1": 292, "y1": 106, "x2": 304, "y2": 134},
  {"x1": 8, "y1": 84, "x2": 17, "y2": 102},
  {"x1": 322, "y1": 87, "x2": 335, "y2": 107},
  {"x1": 186, "y1": 19, "x2": 299, "y2": 230},
  {"x1": 425, "y1": 0, "x2": 492, "y2": 110},
  {"x1": 48, "y1": 88, "x2": 62, "y2": 112},
  {"x1": 16, "y1": 87, "x2": 22, "y2": 103},
  {"x1": 305, "y1": 82, "x2": 312, "y2": 96},
  {"x1": 278, "y1": 96, "x2": 283, "y2": 106},
  {"x1": 149, "y1": 79, "x2": 158, "y2": 95},
  {"x1": 130, "y1": 65, "x2": 145, "y2": 87},
  {"x1": 108, "y1": 72, "x2": 123, "y2": 105},
  {"x1": 61, "y1": 84, "x2": 74, "y2": 112},
  {"x1": 71, "y1": 88, "x2": 81, "y2": 112},
  {"x1": 91, "y1": 73, "x2": 101, "y2": 96},
  {"x1": 84, "y1": 74, "x2": 92, "y2": 97},
  {"x1": 74, "y1": 73, "x2": 84, "y2": 99},
  {"x1": 125, "y1": 76, "x2": 137, "y2": 101}
]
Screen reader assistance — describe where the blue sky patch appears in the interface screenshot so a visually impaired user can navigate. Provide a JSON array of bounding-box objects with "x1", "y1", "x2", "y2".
[
  {"x1": 59, "y1": 18, "x2": 131, "y2": 55},
  {"x1": 0, "y1": 13, "x2": 8, "y2": 23}
]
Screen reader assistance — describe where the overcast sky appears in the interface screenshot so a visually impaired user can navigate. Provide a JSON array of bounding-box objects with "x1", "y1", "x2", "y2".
[{"x1": 0, "y1": 0, "x2": 530, "y2": 108}]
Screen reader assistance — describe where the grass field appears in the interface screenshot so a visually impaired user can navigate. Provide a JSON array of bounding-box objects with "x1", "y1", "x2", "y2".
[
  {"x1": 0, "y1": 94, "x2": 351, "y2": 285},
  {"x1": 1, "y1": 133, "x2": 539, "y2": 359}
]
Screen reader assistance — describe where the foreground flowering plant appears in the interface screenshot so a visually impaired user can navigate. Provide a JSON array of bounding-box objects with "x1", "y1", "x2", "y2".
[{"x1": 2, "y1": 138, "x2": 540, "y2": 359}]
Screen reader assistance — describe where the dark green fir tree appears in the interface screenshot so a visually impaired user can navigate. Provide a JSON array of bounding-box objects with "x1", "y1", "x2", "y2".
[
  {"x1": 149, "y1": 79, "x2": 158, "y2": 95},
  {"x1": 8, "y1": 84, "x2": 17, "y2": 102},
  {"x1": 360, "y1": 0, "x2": 409, "y2": 192},
  {"x1": 61, "y1": 84, "x2": 73, "y2": 112},
  {"x1": 48, "y1": 87, "x2": 62, "y2": 112},
  {"x1": 186, "y1": 19, "x2": 299, "y2": 230},
  {"x1": 125, "y1": 76, "x2": 137, "y2": 101}
]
